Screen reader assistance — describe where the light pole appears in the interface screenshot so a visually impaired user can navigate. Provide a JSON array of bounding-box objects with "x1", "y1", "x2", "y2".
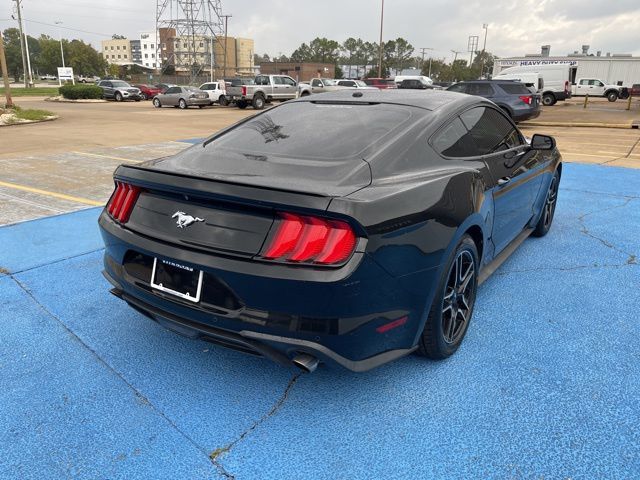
[
  {"x1": 377, "y1": 0, "x2": 384, "y2": 78},
  {"x1": 221, "y1": 14, "x2": 232, "y2": 77},
  {"x1": 420, "y1": 47, "x2": 434, "y2": 77},
  {"x1": 481, "y1": 23, "x2": 489, "y2": 77},
  {"x1": 14, "y1": 0, "x2": 33, "y2": 87},
  {"x1": 55, "y1": 21, "x2": 65, "y2": 68}
]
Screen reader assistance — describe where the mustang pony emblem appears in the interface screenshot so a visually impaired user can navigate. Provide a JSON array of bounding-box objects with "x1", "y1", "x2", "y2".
[{"x1": 172, "y1": 211, "x2": 205, "y2": 229}]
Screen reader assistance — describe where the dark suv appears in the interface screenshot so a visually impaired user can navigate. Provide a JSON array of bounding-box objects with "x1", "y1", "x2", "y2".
[{"x1": 447, "y1": 80, "x2": 541, "y2": 122}]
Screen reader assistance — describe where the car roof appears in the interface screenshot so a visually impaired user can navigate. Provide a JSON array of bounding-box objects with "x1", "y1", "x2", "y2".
[{"x1": 294, "y1": 89, "x2": 479, "y2": 111}]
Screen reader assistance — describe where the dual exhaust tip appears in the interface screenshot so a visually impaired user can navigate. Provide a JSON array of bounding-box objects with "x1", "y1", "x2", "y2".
[{"x1": 292, "y1": 353, "x2": 319, "y2": 373}]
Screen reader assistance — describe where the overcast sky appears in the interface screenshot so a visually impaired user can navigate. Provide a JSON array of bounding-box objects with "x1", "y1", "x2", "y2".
[{"x1": 2, "y1": 0, "x2": 639, "y2": 61}]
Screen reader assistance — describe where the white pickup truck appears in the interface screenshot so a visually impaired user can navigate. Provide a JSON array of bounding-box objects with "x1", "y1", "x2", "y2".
[
  {"x1": 571, "y1": 78, "x2": 622, "y2": 102},
  {"x1": 225, "y1": 74, "x2": 298, "y2": 110}
]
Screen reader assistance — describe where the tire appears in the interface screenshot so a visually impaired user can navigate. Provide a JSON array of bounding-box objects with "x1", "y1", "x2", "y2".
[
  {"x1": 114, "y1": 92, "x2": 123, "y2": 102},
  {"x1": 417, "y1": 234, "x2": 478, "y2": 359},
  {"x1": 542, "y1": 93, "x2": 556, "y2": 106},
  {"x1": 219, "y1": 95, "x2": 229, "y2": 106},
  {"x1": 153, "y1": 98, "x2": 162, "y2": 108},
  {"x1": 237, "y1": 100, "x2": 248, "y2": 109},
  {"x1": 140, "y1": 93, "x2": 147, "y2": 100},
  {"x1": 198, "y1": 105, "x2": 204, "y2": 109},
  {"x1": 532, "y1": 169, "x2": 560, "y2": 237},
  {"x1": 607, "y1": 91, "x2": 618, "y2": 102},
  {"x1": 300, "y1": 91, "x2": 310, "y2": 97},
  {"x1": 252, "y1": 95, "x2": 266, "y2": 110},
  {"x1": 179, "y1": 99, "x2": 187, "y2": 109}
]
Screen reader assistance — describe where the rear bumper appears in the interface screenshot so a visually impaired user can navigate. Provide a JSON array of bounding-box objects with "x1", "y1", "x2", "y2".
[
  {"x1": 512, "y1": 107, "x2": 541, "y2": 122},
  {"x1": 99, "y1": 212, "x2": 432, "y2": 371}
]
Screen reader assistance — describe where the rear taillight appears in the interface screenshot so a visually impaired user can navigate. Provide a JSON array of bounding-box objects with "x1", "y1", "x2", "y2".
[
  {"x1": 519, "y1": 95, "x2": 532, "y2": 105},
  {"x1": 241, "y1": 86, "x2": 247, "y2": 96},
  {"x1": 262, "y1": 213, "x2": 357, "y2": 265},
  {"x1": 107, "y1": 182, "x2": 141, "y2": 224}
]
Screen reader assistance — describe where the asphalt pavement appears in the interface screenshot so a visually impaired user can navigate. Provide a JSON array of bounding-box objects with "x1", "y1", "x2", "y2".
[{"x1": 1, "y1": 162, "x2": 638, "y2": 479}]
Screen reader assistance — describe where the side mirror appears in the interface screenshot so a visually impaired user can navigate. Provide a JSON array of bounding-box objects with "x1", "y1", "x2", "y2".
[{"x1": 530, "y1": 134, "x2": 556, "y2": 150}]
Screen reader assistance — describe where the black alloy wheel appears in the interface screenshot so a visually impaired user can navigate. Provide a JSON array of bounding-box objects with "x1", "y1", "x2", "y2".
[
  {"x1": 532, "y1": 170, "x2": 560, "y2": 237},
  {"x1": 441, "y1": 250, "x2": 476, "y2": 344},
  {"x1": 418, "y1": 234, "x2": 478, "y2": 359}
]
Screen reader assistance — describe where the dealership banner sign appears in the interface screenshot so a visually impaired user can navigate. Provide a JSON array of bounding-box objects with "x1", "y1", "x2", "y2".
[{"x1": 497, "y1": 60, "x2": 578, "y2": 67}]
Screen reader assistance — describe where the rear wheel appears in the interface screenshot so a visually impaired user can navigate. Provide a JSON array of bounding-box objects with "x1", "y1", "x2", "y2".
[
  {"x1": 153, "y1": 98, "x2": 161, "y2": 108},
  {"x1": 542, "y1": 93, "x2": 556, "y2": 106},
  {"x1": 179, "y1": 99, "x2": 187, "y2": 109},
  {"x1": 532, "y1": 170, "x2": 560, "y2": 237},
  {"x1": 417, "y1": 235, "x2": 478, "y2": 359},
  {"x1": 252, "y1": 95, "x2": 266, "y2": 109}
]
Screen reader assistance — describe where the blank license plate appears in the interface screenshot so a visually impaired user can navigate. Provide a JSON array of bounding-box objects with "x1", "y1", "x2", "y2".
[{"x1": 150, "y1": 258, "x2": 203, "y2": 303}]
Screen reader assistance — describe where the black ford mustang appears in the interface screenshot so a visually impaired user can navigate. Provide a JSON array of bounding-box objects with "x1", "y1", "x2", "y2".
[{"x1": 99, "y1": 90, "x2": 561, "y2": 372}]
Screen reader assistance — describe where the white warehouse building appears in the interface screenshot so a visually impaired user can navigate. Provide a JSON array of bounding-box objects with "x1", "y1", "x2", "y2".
[{"x1": 493, "y1": 45, "x2": 640, "y2": 86}]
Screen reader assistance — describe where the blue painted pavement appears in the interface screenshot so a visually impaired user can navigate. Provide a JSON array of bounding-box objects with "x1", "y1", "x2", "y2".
[{"x1": 0, "y1": 163, "x2": 638, "y2": 479}]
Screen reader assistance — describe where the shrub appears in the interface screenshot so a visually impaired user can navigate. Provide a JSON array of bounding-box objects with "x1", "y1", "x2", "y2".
[{"x1": 59, "y1": 84, "x2": 103, "y2": 100}]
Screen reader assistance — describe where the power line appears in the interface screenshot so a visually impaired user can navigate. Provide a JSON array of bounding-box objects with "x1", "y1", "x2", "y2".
[{"x1": 23, "y1": 19, "x2": 113, "y2": 37}]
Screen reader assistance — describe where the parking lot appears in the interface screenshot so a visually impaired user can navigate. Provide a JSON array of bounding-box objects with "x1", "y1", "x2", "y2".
[{"x1": 1, "y1": 96, "x2": 640, "y2": 478}]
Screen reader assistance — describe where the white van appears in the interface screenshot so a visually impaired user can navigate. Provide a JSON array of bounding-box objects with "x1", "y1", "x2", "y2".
[
  {"x1": 493, "y1": 72, "x2": 543, "y2": 94},
  {"x1": 494, "y1": 64, "x2": 572, "y2": 106},
  {"x1": 394, "y1": 75, "x2": 433, "y2": 86}
]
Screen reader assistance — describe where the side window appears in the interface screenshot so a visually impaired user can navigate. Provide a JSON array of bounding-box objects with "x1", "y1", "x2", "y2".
[
  {"x1": 273, "y1": 76, "x2": 284, "y2": 85},
  {"x1": 282, "y1": 77, "x2": 296, "y2": 86},
  {"x1": 447, "y1": 83, "x2": 466, "y2": 93},
  {"x1": 466, "y1": 83, "x2": 494, "y2": 96},
  {"x1": 166, "y1": 87, "x2": 179, "y2": 94},
  {"x1": 580, "y1": 79, "x2": 589, "y2": 85},
  {"x1": 432, "y1": 118, "x2": 477, "y2": 158},
  {"x1": 460, "y1": 107, "x2": 523, "y2": 154},
  {"x1": 256, "y1": 76, "x2": 269, "y2": 86},
  {"x1": 311, "y1": 79, "x2": 322, "y2": 87},
  {"x1": 595, "y1": 80, "x2": 604, "y2": 87}
]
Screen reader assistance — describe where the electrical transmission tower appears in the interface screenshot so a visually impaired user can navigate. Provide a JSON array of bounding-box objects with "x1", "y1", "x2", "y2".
[{"x1": 156, "y1": 0, "x2": 224, "y2": 82}]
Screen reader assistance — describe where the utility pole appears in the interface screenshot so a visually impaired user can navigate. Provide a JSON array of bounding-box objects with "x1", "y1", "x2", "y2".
[
  {"x1": 15, "y1": 0, "x2": 33, "y2": 87},
  {"x1": 420, "y1": 47, "x2": 434, "y2": 77},
  {"x1": 377, "y1": 0, "x2": 384, "y2": 78},
  {"x1": 0, "y1": 31, "x2": 14, "y2": 108},
  {"x1": 451, "y1": 50, "x2": 462, "y2": 63},
  {"x1": 481, "y1": 23, "x2": 489, "y2": 78},
  {"x1": 55, "y1": 21, "x2": 65, "y2": 68},
  {"x1": 221, "y1": 14, "x2": 232, "y2": 78},
  {"x1": 13, "y1": 1, "x2": 28, "y2": 87}
]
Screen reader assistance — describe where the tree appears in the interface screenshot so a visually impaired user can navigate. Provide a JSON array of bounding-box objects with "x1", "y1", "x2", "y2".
[
  {"x1": 3, "y1": 28, "x2": 25, "y2": 81},
  {"x1": 65, "y1": 39, "x2": 107, "y2": 75},
  {"x1": 389, "y1": 37, "x2": 414, "y2": 74}
]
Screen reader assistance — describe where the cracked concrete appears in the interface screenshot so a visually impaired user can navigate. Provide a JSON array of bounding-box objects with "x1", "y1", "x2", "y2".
[{"x1": 210, "y1": 373, "x2": 302, "y2": 479}]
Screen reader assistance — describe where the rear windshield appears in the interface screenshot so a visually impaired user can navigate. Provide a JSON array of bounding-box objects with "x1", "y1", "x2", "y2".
[
  {"x1": 499, "y1": 83, "x2": 530, "y2": 94},
  {"x1": 206, "y1": 101, "x2": 417, "y2": 160}
]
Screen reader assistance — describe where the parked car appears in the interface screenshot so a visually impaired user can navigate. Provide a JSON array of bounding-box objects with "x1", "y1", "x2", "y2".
[
  {"x1": 97, "y1": 80, "x2": 141, "y2": 102},
  {"x1": 447, "y1": 80, "x2": 541, "y2": 122},
  {"x1": 98, "y1": 89, "x2": 562, "y2": 372},
  {"x1": 571, "y1": 78, "x2": 624, "y2": 102},
  {"x1": 394, "y1": 75, "x2": 433, "y2": 86},
  {"x1": 336, "y1": 79, "x2": 377, "y2": 90},
  {"x1": 134, "y1": 84, "x2": 162, "y2": 100},
  {"x1": 152, "y1": 86, "x2": 210, "y2": 109},
  {"x1": 398, "y1": 79, "x2": 432, "y2": 90},
  {"x1": 155, "y1": 83, "x2": 177, "y2": 94},
  {"x1": 198, "y1": 81, "x2": 228, "y2": 105},
  {"x1": 40, "y1": 74, "x2": 57, "y2": 81},
  {"x1": 77, "y1": 75, "x2": 100, "y2": 83},
  {"x1": 363, "y1": 78, "x2": 397, "y2": 89},
  {"x1": 629, "y1": 84, "x2": 640, "y2": 96},
  {"x1": 226, "y1": 74, "x2": 298, "y2": 110},
  {"x1": 298, "y1": 78, "x2": 350, "y2": 96}
]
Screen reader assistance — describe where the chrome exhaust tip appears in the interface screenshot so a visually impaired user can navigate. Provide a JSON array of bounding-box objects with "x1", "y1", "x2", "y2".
[{"x1": 292, "y1": 353, "x2": 319, "y2": 373}]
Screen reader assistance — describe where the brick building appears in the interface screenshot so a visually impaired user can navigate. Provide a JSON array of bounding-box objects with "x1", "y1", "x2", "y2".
[{"x1": 259, "y1": 62, "x2": 335, "y2": 82}]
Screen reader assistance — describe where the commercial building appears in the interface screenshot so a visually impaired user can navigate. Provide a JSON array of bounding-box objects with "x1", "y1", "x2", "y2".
[
  {"x1": 494, "y1": 45, "x2": 640, "y2": 86},
  {"x1": 259, "y1": 62, "x2": 335, "y2": 82},
  {"x1": 140, "y1": 31, "x2": 160, "y2": 69},
  {"x1": 130, "y1": 40, "x2": 142, "y2": 65},
  {"x1": 101, "y1": 38, "x2": 132, "y2": 66}
]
